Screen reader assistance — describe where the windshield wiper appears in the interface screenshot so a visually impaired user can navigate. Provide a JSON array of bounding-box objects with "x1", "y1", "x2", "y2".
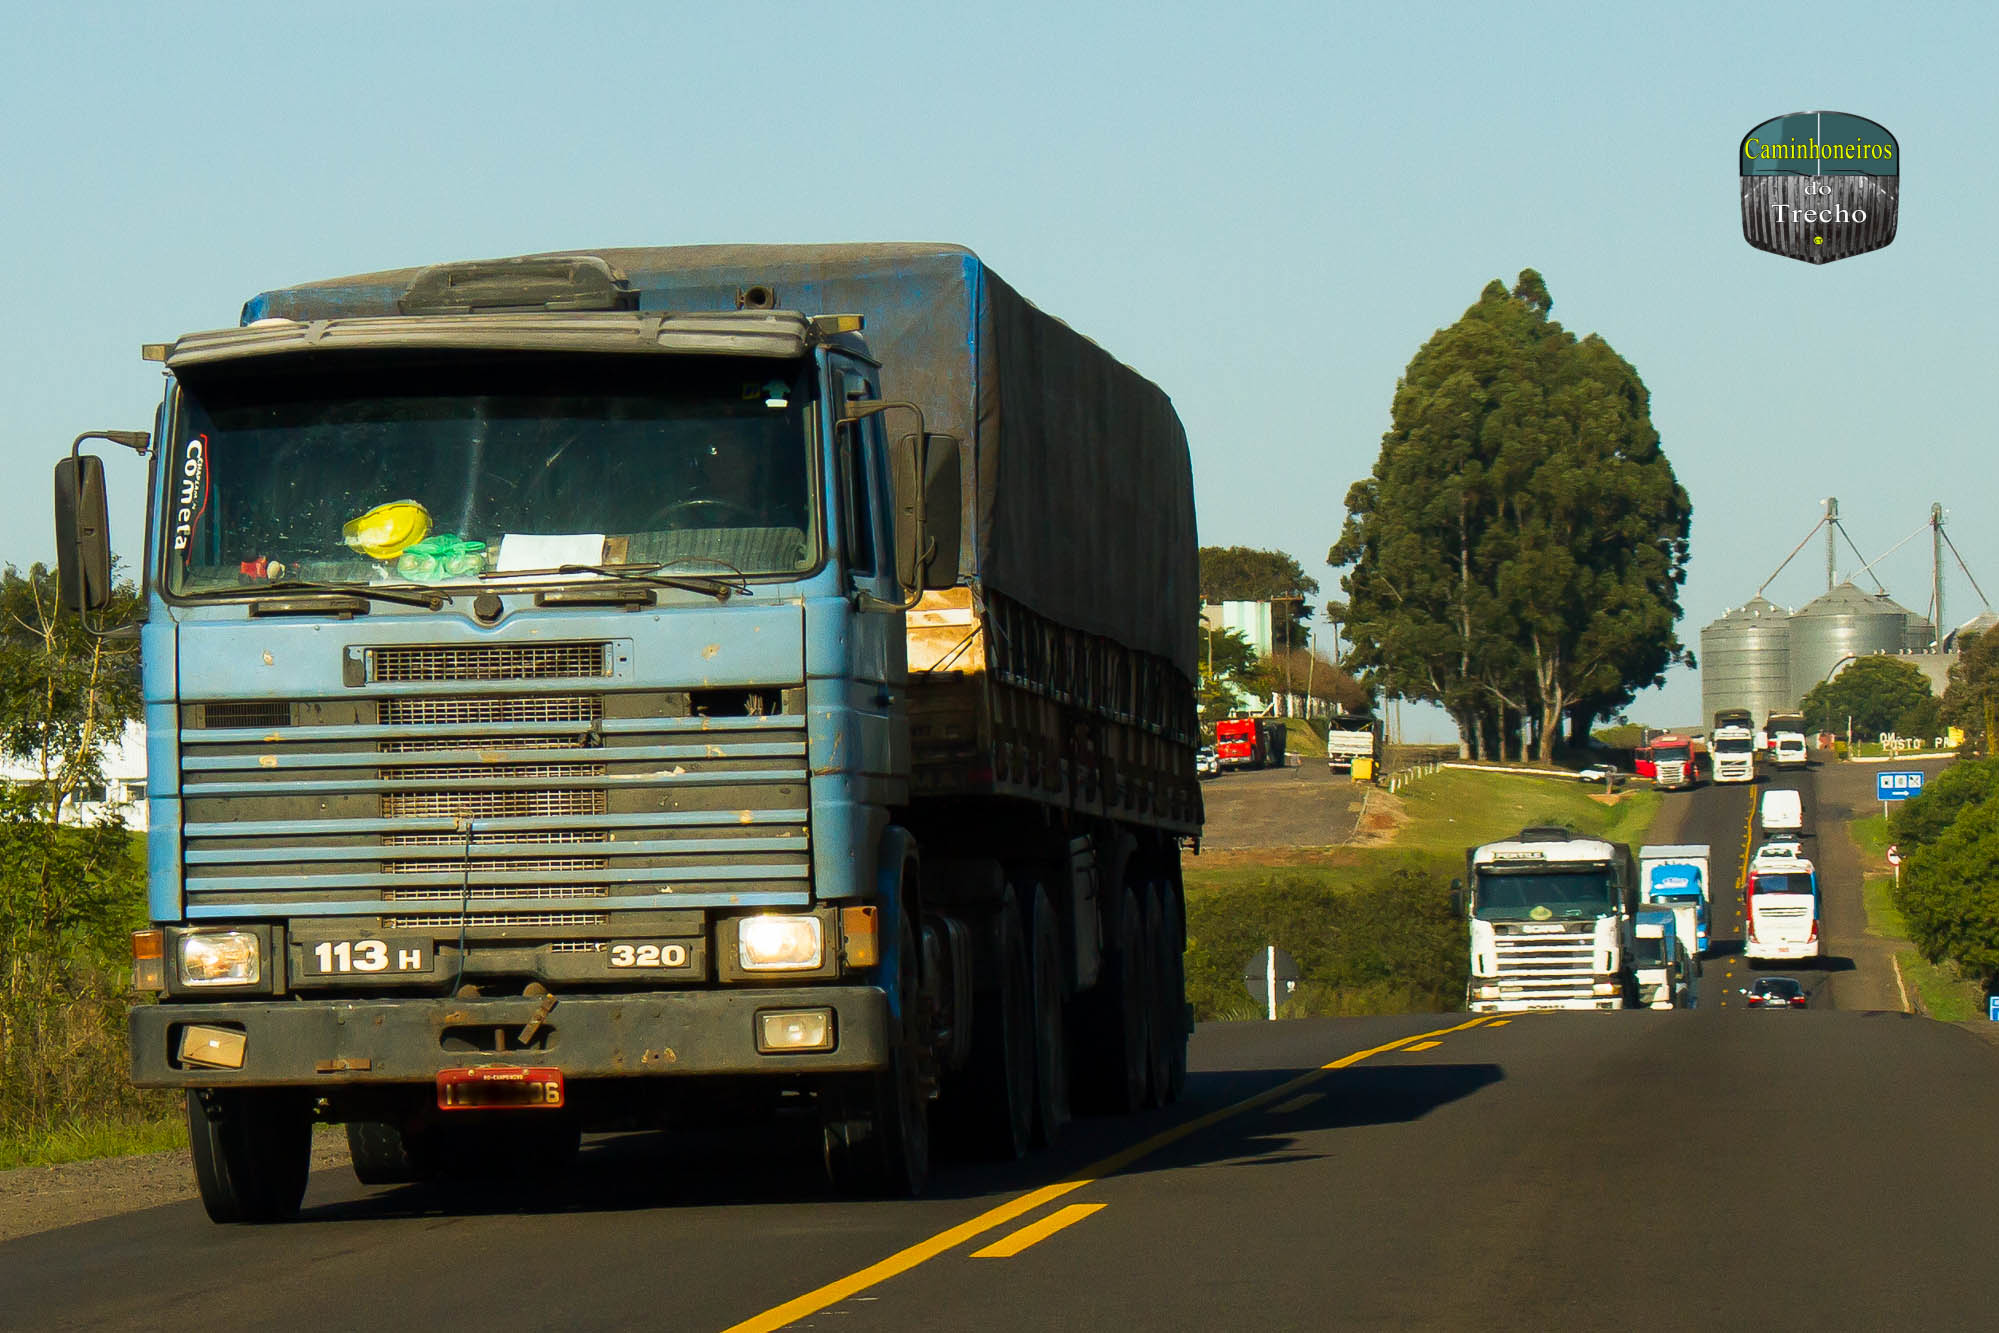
[
  {"x1": 482, "y1": 564, "x2": 751, "y2": 601},
  {"x1": 182, "y1": 580, "x2": 451, "y2": 610}
]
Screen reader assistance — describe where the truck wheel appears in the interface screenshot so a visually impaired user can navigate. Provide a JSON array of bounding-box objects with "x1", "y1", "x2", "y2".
[
  {"x1": 1029, "y1": 886, "x2": 1070, "y2": 1147},
  {"x1": 942, "y1": 890, "x2": 1033, "y2": 1161},
  {"x1": 186, "y1": 1088, "x2": 312, "y2": 1224},
  {"x1": 823, "y1": 909, "x2": 931, "y2": 1196},
  {"x1": 346, "y1": 1118, "x2": 439, "y2": 1186},
  {"x1": 1155, "y1": 883, "x2": 1189, "y2": 1104},
  {"x1": 1073, "y1": 885, "x2": 1151, "y2": 1114},
  {"x1": 1143, "y1": 888, "x2": 1172, "y2": 1108}
]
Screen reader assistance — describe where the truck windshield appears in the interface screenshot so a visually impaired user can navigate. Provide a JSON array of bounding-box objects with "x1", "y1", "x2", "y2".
[
  {"x1": 1633, "y1": 934, "x2": 1669, "y2": 966},
  {"x1": 1715, "y1": 737, "x2": 1754, "y2": 754},
  {"x1": 1473, "y1": 869, "x2": 1617, "y2": 921},
  {"x1": 1653, "y1": 744, "x2": 1689, "y2": 762},
  {"x1": 162, "y1": 353, "x2": 817, "y2": 595}
]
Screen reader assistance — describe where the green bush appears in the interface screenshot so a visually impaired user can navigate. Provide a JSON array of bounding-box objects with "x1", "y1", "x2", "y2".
[
  {"x1": 1888, "y1": 758, "x2": 1999, "y2": 852},
  {"x1": 1184, "y1": 864, "x2": 1465, "y2": 1020},
  {"x1": 1895, "y1": 794, "x2": 1999, "y2": 984}
]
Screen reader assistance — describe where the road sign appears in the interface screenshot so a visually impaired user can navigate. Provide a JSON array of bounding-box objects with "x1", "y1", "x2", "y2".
[
  {"x1": 1876, "y1": 770, "x2": 1926, "y2": 802},
  {"x1": 1989, "y1": 995, "x2": 1999, "y2": 1023},
  {"x1": 1886, "y1": 844, "x2": 1902, "y2": 866},
  {"x1": 1243, "y1": 945, "x2": 1299, "y2": 1020}
]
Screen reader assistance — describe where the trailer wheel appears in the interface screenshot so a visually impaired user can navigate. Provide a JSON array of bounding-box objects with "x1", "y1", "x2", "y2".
[
  {"x1": 1074, "y1": 885, "x2": 1152, "y2": 1114},
  {"x1": 824, "y1": 908, "x2": 931, "y2": 1196},
  {"x1": 941, "y1": 890, "x2": 1033, "y2": 1161},
  {"x1": 1029, "y1": 886, "x2": 1070, "y2": 1147},
  {"x1": 1154, "y1": 883, "x2": 1189, "y2": 1104},
  {"x1": 187, "y1": 1088, "x2": 312, "y2": 1224},
  {"x1": 1143, "y1": 887, "x2": 1172, "y2": 1108},
  {"x1": 346, "y1": 1118, "x2": 439, "y2": 1186}
]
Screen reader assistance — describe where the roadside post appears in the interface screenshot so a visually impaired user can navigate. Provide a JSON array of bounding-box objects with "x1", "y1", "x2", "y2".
[
  {"x1": 1887, "y1": 843, "x2": 1901, "y2": 888},
  {"x1": 1244, "y1": 946, "x2": 1300, "y2": 1021}
]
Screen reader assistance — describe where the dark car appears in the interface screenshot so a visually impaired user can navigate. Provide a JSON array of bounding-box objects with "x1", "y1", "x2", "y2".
[{"x1": 1746, "y1": 976, "x2": 1807, "y2": 1008}]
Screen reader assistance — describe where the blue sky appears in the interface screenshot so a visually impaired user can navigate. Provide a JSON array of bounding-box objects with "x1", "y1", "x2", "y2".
[{"x1": 3, "y1": 1, "x2": 1990, "y2": 739}]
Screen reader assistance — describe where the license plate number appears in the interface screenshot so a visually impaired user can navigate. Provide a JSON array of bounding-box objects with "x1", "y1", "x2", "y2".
[
  {"x1": 304, "y1": 936, "x2": 431, "y2": 976},
  {"x1": 437, "y1": 1066, "x2": 565, "y2": 1111}
]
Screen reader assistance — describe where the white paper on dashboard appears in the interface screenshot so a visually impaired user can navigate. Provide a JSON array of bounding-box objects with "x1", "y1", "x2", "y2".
[{"x1": 495, "y1": 533, "x2": 607, "y2": 572}]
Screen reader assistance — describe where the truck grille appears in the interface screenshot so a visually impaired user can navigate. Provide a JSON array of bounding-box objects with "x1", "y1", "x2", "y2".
[
  {"x1": 177, "y1": 647, "x2": 811, "y2": 930},
  {"x1": 370, "y1": 642, "x2": 609, "y2": 683},
  {"x1": 1489, "y1": 924, "x2": 1600, "y2": 1004}
]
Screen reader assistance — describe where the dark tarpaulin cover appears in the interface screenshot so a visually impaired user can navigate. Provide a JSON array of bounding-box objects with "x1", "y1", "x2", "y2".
[{"x1": 244, "y1": 244, "x2": 1199, "y2": 679}]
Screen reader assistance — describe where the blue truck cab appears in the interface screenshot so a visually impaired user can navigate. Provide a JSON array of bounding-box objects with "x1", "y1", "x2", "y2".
[{"x1": 55, "y1": 245, "x2": 1202, "y2": 1220}]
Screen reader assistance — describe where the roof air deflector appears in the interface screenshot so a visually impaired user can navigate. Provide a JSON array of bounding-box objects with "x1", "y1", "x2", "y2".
[{"x1": 399, "y1": 255, "x2": 635, "y2": 314}]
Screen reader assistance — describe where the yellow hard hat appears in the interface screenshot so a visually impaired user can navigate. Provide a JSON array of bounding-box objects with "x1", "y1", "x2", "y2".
[{"x1": 342, "y1": 500, "x2": 431, "y2": 561}]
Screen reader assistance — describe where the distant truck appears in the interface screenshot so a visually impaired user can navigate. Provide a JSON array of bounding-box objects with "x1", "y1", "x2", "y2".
[
  {"x1": 1765, "y1": 711, "x2": 1809, "y2": 767},
  {"x1": 1216, "y1": 715, "x2": 1287, "y2": 770},
  {"x1": 1323, "y1": 712, "x2": 1382, "y2": 773},
  {"x1": 1638, "y1": 844, "x2": 1710, "y2": 957},
  {"x1": 1711, "y1": 709, "x2": 1757, "y2": 784},
  {"x1": 1462, "y1": 827, "x2": 1637, "y2": 1012},
  {"x1": 1632, "y1": 909, "x2": 1690, "y2": 1009},
  {"x1": 1645, "y1": 733, "x2": 1708, "y2": 790}
]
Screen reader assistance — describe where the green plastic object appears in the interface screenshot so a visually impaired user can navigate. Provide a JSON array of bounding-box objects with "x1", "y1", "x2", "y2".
[{"x1": 394, "y1": 534, "x2": 487, "y2": 582}]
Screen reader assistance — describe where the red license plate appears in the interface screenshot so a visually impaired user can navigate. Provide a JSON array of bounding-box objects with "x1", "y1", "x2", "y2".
[{"x1": 436, "y1": 1065, "x2": 565, "y2": 1111}]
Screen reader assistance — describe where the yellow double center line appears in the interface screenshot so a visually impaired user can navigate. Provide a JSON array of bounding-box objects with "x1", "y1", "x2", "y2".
[{"x1": 723, "y1": 1013, "x2": 1498, "y2": 1333}]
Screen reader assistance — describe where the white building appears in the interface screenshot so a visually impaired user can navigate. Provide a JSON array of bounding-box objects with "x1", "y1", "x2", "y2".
[{"x1": 0, "y1": 720, "x2": 148, "y2": 830}]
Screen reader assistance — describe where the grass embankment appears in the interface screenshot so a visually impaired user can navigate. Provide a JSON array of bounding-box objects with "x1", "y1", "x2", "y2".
[
  {"x1": 0, "y1": 1117, "x2": 184, "y2": 1172},
  {"x1": 1850, "y1": 812, "x2": 1987, "y2": 1021},
  {"x1": 1183, "y1": 769, "x2": 1659, "y2": 1021}
]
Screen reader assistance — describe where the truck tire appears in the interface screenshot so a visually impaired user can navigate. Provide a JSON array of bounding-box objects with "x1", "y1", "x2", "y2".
[
  {"x1": 941, "y1": 890, "x2": 1033, "y2": 1161},
  {"x1": 1143, "y1": 887, "x2": 1172, "y2": 1108},
  {"x1": 1029, "y1": 886, "x2": 1070, "y2": 1148},
  {"x1": 1154, "y1": 883, "x2": 1188, "y2": 1105},
  {"x1": 1073, "y1": 885, "x2": 1151, "y2": 1114},
  {"x1": 186, "y1": 1088, "x2": 312, "y2": 1224},
  {"x1": 823, "y1": 908, "x2": 931, "y2": 1196},
  {"x1": 346, "y1": 1118, "x2": 439, "y2": 1186}
]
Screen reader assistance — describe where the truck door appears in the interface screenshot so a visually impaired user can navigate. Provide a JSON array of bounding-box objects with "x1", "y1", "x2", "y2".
[{"x1": 837, "y1": 367, "x2": 910, "y2": 789}]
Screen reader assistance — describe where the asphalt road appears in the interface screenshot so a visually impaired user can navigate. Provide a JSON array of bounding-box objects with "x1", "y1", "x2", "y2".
[{"x1": 9, "y1": 756, "x2": 1996, "y2": 1330}]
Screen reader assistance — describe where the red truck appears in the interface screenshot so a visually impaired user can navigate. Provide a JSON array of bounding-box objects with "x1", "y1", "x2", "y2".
[{"x1": 1215, "y1": 716, "x2": 1287, "y2": 770}]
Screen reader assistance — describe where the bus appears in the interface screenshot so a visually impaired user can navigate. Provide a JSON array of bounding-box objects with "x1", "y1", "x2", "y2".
[{"x1": 1745, "y1": 855, "x2": 1820, "y2": 962}]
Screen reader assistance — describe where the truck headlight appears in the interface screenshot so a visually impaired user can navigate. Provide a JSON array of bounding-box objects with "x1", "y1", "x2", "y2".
[
  {"x1": 737, "y1": 915, "x2": 824, "y2": 971},
  {"x1": 179, "y1": 931, "x2": 261, "y2": 987}
]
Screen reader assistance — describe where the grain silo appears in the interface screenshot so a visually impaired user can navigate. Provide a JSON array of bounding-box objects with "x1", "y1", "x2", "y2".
[
  {"x1": 1788, "y1": 582, "x2": 1909, "y2": 701},
  {"x1": 1946, "y1": 611, "x2": 1999, "y2": 650},
  {"x1": 1701, "y1": 597, "x2": 1793, "y2": 725}
]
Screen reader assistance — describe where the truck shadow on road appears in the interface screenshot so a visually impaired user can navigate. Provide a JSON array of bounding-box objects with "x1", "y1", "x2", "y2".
[
  {"x1": 1142, "y1": 1064, "x2": 1505, "y2": 1174},
  {"x1": 289, "y1": 1064, "x2": 1505, "y2": 1224}
]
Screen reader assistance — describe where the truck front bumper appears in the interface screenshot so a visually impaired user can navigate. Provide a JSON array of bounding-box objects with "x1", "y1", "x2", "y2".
[{"x1": 130, "y1": 987, "x2": 890, "y2": 1088}]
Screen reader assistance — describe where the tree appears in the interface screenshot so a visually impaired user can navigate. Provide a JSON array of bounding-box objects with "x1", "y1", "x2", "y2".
[
  {"x1": 1329, "y1": 271, "x2": 1692, "y2": 761},
  {"x1": 1197, "y1": 626, "x2": 1260, "y2": 723},
  {"x1": 1198, "y1": 546, "x2": 1318, "y2": 636},
  {"x1": 1799, "y1": 655, "x2": 1936, "y2": 740},
  {"x1": 1895, "y1": 792, "x2": 1999, "y2": 985},
  {"x1": 1940, "y1": 628, "x2": 1999, "y2": 752}
]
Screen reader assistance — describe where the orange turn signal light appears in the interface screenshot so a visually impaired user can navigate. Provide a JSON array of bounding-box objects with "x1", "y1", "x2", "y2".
[{"x1": 840, "y1": 906, "x2": 879, "y2": 968}]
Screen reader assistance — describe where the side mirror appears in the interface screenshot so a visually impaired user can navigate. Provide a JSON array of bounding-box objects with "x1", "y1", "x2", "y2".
[
  {"x1": 893, "y1": 432, "x2": 960, "y2": 591},
  {"x1": 1449, "y1": 878, "x2": 1465, "y2": 915},
  {"x1": 55, "y1": 454, "x2": 112, "y2": 614}
]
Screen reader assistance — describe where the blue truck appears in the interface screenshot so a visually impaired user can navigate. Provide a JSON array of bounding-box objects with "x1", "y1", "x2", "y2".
[{"x1": 54, "y1": 244, "x2": 1202, "y2": 1220}]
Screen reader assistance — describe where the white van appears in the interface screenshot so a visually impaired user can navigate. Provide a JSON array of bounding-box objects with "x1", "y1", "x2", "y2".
[{"x1": 1758, "y1": 788, "x2": 1803, "y2": 834}]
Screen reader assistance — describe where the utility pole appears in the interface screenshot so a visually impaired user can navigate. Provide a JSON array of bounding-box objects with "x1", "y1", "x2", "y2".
[{"x1": 1933, "y1": 502, "x2": 1945, "y2": 648}]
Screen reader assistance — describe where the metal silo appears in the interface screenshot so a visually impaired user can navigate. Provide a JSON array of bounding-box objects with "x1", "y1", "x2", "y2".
[
  {"x1": 1947, "y1": 611, "x2": 1999, "y2": 650},
  {"x1": 1788, "y1": 582, "x2": 1908, "y2": 701},
  {"x1": 1701, "y1": 597, "x2": 1793, "y2": 725}
]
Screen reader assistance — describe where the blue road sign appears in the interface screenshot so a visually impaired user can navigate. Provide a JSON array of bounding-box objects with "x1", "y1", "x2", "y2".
[
  {"x1": 1877, "y1": 770, "x2": 1926, "y2": 802},
  {"x1": 1989, "y1": 995, "x2": 1999, "y2": 1023}
]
